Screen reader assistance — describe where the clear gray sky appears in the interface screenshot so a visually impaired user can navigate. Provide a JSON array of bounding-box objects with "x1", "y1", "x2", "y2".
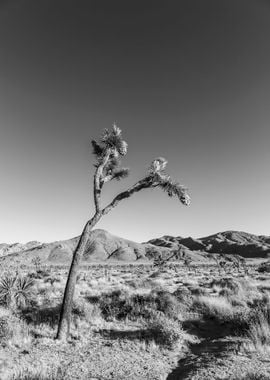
[{"x1": 0, "y1": 0, "x2": 269, "y2": 243}]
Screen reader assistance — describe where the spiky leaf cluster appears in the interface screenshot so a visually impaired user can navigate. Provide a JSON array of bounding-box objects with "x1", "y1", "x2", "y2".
[
  {"x1": 92, "y1": 125, "x2": 130, "y2": 184},
  {"x1": 0, "y1": 273, "x2": 34, "y2": 309},
  {"x1": 92, "y1": 124, "x2": 128, "y2": 161},
  {"x1": 102, "y1": 155, "x2": 130, "y2": 183},
  {"x1": 149, "y1": 159, "x2": 191, "y2": 206},
  {"x1": 149, "y1": 157, "x2": 168, "y2": 175}
]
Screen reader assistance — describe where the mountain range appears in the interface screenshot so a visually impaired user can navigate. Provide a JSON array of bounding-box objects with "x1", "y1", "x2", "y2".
[{"x1": 0, "y1": 229, "x2": 269, "y2": 265}]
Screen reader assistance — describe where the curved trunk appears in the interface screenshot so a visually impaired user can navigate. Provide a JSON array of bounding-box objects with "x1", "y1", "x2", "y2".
[{"x1": 56, "y1": 213, "x2": 101, "y2": 340}]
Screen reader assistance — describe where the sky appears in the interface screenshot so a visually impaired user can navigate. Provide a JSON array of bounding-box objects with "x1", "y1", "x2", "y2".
[{"x1": 0, "y1": 0, "x2": 270, "y2": 243}]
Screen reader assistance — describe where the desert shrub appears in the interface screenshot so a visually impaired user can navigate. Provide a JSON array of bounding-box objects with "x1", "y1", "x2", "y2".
[
  {"x1": 151, "y1": 290, "x2": 182, "y2": 319},
  {"x1": 173, "y1": 287, "x2": 193, "y2": 308},
  {"x1": 0, "y1": 307, "x2": 30, "y2": 346},
  {"x1": 98, "y1": 290, "x2": 131, "y2": 320},
  {"x1": 210, "y1": 277, "x2": 242, "y2": 293},
  {"x1": 97, "y1": 289, "x2": 182, "y2": 321},
  {"x1": 21, "y1": 304, "x2": 61, "y2": 327},
  {"x1": 189, "y1": 286, "x2": 208, "y2": 296},
  {"x1": 146, "y1": 312, "x2": 183, "y2": 348},
  {"x1": 72, "y1": 297, "x2": 101, "y2": 322},
  {"x1": 0, "y1": 307, "x2": 15, "y2": 340},
  {"x1": 44, "y1": 276, "x2": 61, "y2": 285},
  {"x1": 257, "y1": 261, "x2": 270, "y2": 273}
]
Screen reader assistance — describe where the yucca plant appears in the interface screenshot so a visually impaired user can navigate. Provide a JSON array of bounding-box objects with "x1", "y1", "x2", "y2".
[
  {"x1": 0, "y1": 275, "x2": 17, "y2": 307},
  {"x1": 57, "y1": 124, "x2": 190, "y2": 340},
  {"x1": 0, "y1": 273, "x2": 34, "y2": 310}
]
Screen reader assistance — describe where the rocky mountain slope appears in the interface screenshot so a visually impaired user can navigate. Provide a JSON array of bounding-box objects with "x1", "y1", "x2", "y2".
[
  {"x1": 0, "y1": 230, "x2": 269, "y2": 265},
  {"x1": 0, "y1": 241, "x2": 42, "y2": 257},
  {"x1": 148, "y1": 231, "x2": 270, "y2": 258}
]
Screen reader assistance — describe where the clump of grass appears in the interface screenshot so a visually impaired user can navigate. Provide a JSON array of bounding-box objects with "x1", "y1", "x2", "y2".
[
  {"x1": 0, "y1": 306, "x2": 15, "y2": 340},
  {"x1": 192, "y1": 295, "x2": 234, "y2": 319},
  {"x1": 229, "y1": 369, "x2": 270, "y2": 380},
  {"x1": 210, "y1": 277, "x2": 263, "y2": 310},
  {"x1": 0, "y1": 307, "x2": 31, "y2": 348},
  {"x1": 10, "y1": 365, "x2": 66, "y2": 380},
  {"x1": 244, "y1": 306, "x2": 270, "y2": 351}
]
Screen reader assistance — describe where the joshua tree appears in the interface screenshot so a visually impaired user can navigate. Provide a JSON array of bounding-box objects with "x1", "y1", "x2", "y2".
[
  {"x1": 56, "y1": 125, "x2": 190, "y2": 340},
  {"x1": 234, "y1": 254, "x2": 248, "y2": 274},
  {"x1": 210, "y1": 254, "x2": 227, "y2": 275},
  {"x1": 183, "y1": 256, "x2": 193, "y2": 272},
  {"x1": 32, "y1": 257, "x2": 42, "y2": 272}
]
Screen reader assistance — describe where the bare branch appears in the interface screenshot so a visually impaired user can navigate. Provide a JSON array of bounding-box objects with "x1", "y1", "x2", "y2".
[
  {"x1": 93, "y1": 150, "x2": 111, "y2": 213},
  {"x1": 102, "y1": 176, "x2": 153, "y2": 215}
]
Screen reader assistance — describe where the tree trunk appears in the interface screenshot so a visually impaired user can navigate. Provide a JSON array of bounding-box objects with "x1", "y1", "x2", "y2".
[{"x1": 56, "y1": 213, "x2": 101, "y2": 340}]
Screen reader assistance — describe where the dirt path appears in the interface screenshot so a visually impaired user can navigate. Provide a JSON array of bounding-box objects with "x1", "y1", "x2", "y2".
[
  {"x1": 167, "y1": 336, "x2": 240, "y2": 380},
  {"x1": 166, "y1": 319, "x2": 250, "y2": 380}
]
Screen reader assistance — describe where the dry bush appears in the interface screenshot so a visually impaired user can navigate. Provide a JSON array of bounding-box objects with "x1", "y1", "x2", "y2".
[
  {"x1": 96, "y1": 289, "x2": 183, "y2": 322},
  {"x1": 72, "y1": 297, "x2": 101, "y2": 323},
  {"x1": 20, "y1": 304, "x2": 61, "y2": 328},
  {"x1": 146, "y1": 311, "x2": 184, "y2": 348},
  {"x1": 257, "y1": 261, "x2": 270, "y2": 274}
]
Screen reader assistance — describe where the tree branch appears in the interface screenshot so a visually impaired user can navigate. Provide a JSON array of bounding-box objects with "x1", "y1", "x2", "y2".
[
  {"x1": 101, "y1": 176, "x2": 153, "y2": 215},
  {"x1": 93, "y1": 150, "x2": 111, "y2": 213}
]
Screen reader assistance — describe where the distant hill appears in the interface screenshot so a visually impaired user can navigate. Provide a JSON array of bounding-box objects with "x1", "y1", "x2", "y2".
[
  {"x1": 0, "y1": 241, "x2": 42, "y2": 257},
  {"x1": 148, "y1": 231, "x2": 270, "y2": 258},
  {"x1": 0, "y1": 230, "x2": 155, "y2": 265},
  {"x1": 0, "y1": 230, "x2": 269, "y2": 265},
  {"x1": 197, "y1": 231, "x2": 270, "y2": 258}
]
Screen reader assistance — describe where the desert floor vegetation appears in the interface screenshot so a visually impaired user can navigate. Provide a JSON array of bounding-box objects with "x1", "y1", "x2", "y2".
[{"x1": 1, "y1": 261, "x2": 270, "y2": 379}]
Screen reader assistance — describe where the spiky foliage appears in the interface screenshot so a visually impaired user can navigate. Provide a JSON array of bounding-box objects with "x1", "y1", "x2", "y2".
[
  {"x1": 92, "y1": 124, "x2": 128, "y2": 160},
  {"x1": 0, "y1": 273, "x2": 34, "y2": 309},
  {"x1": 91, "y1": 124, "x2": 130, "y2": 185},
  {"x1": 91, "y1": 139, "x2": 105, "y2": 158},
  {"x1": 0, "y1": 275, "x2": 16, "y2": 307},
  {"x1": 14, "y1": 276, "x2": 34, "y2": 308},
  {"x1": 149, "y1": 157, "x2": 168, "y2": 174},
  {"x1": 148, "y1": 158, "x2": 191, "y2": 206},
  {"x1": 101, "y1": 124, "x2": 128, "y2": 155}
]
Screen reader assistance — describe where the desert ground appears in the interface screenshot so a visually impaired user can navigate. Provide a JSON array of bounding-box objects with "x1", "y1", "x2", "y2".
[{"x1": 1, "y1": 257, "x2": 270, "y2": 380}]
